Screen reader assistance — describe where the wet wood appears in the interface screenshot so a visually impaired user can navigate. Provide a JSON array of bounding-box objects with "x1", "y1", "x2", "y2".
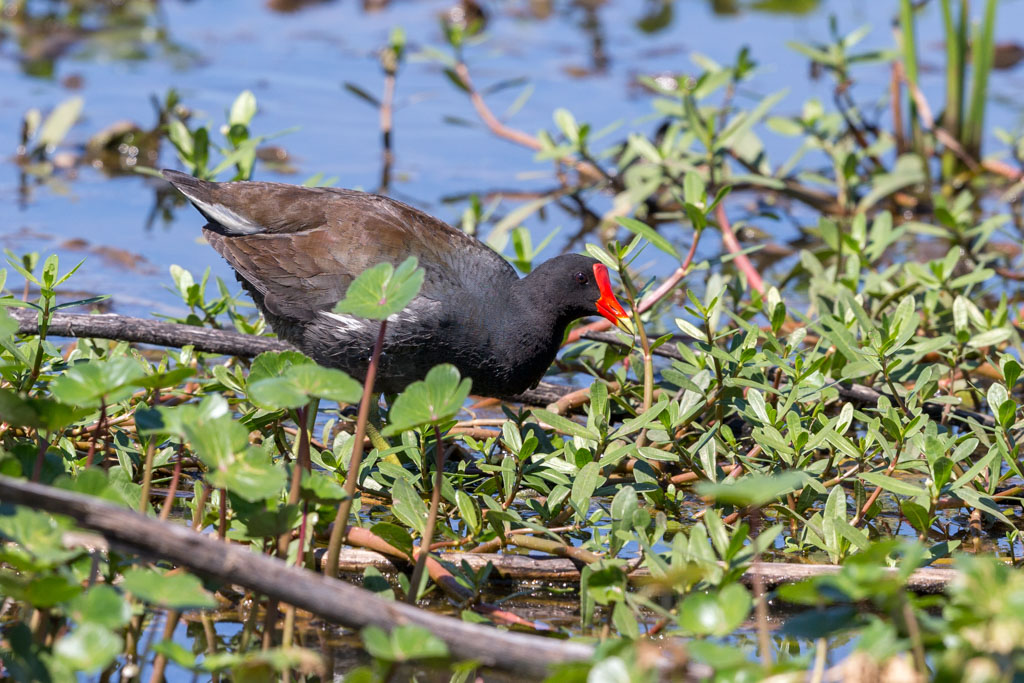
[
  {"x1": 327, "y1": 547, "x2": 959, "y2": 595},
  {"x1": 7, "y1": 307, "x2": 293, "y2": 358},
  {"x1": 0, "y1": 476, "x2": 698, "y2": 678}
]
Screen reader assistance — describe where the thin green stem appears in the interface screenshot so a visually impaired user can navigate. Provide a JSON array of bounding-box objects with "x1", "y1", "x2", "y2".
[
  {"x1": 21, "y1": 297, "x2": 51, "y2": 393},
  {"x1": 406, "y1": 422, "x2": 446, "y2": 604}
]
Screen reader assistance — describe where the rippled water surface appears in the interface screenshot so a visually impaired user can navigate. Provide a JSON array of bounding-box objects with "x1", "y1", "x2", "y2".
[{"x1": 4, "y1": 0, "x2": 1023, "y2": 317}]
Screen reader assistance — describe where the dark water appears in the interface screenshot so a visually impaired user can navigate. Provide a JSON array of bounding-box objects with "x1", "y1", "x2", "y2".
[{"x1": 4, "y1": 0, "x2": 1024, "y2": 317}]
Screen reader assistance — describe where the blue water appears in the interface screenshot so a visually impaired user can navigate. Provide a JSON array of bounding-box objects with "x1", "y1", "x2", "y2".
[{"x1": 3, "y1": 0, "x2": 1023, "y2": 318}]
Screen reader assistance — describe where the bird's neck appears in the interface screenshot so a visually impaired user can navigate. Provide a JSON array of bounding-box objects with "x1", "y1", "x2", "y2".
[{"x1": 487, "y1": 277, "x2": 575, "y2": 390}]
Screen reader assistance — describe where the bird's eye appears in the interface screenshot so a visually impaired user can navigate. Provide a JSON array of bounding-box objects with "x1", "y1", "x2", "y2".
[{"x1": 574, "y1": 272, "x2": 589, "y2": 285}]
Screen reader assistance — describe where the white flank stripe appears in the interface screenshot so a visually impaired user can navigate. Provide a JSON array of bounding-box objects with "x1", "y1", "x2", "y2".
[{"x1": 320, "y1": 311, "x2": 365, "y2": 332}]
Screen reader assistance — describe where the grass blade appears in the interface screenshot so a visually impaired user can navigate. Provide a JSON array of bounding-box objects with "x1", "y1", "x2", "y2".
[
  {"x1": 940, "y1": 0, "x2": 967, "y2": 180},
  {"x1": 964, "y1": 0, "x2": 997, "y2": 157},
  {"x1": 898, "y1": 0, "x2": 922, "y2": 157}
]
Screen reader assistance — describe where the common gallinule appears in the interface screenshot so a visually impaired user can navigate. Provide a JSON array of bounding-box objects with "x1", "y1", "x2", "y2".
[{"x1": 163, "y1": 170, "x2": 631, "y2": 397}]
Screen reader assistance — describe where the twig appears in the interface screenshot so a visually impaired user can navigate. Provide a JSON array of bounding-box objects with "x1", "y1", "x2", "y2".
[
  {"x1": 452, "y1": 63, "x2": 605, "y2": 185},
  {"x1": 325, "y1": 321, "x2": 387, "y2": 577}
]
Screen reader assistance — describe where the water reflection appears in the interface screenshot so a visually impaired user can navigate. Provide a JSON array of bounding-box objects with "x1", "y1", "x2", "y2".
[{"x1": 0, "y1": 0, "x2": 197, "y2": 78}]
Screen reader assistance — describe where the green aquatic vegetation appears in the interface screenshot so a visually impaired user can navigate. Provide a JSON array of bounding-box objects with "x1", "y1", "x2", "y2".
[{"x1": 3, "y1": 4, "x2": 1024, "y2": 681}]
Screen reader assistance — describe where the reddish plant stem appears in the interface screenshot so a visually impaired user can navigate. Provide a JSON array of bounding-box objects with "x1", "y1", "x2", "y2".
[
  {"x1": 714, "y1": 203, "x2": 764, "y2": 295},
  {"x1": 853, "y1": 445, "x2": 904, "y2": 526},
  {"x1": 31, "y1": 435, "x2": 47, "y2": 483},
  {"x1": 159, "y1": 456, "x2": 183, "y2": 522},
  {"x1": 147, "y1": 609, "x2": 181, "y2": 683},
  {"x1": 218, "y1": 489, "x2": 228, "y2": 542},
  {"x1": 378, "y1": 61, "x2": 396, "y2": 192},
  {"x1": 325, "y1": 320, "x2": 388, "y2": 578},
  {"x1": 83, "y1": 398, "x2": 106, "y2": 468}
]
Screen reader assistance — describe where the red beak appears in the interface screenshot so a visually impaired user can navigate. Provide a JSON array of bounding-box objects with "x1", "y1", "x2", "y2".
[{"x1": 592, "y1": 263, "x2": 631, "y2": 332}]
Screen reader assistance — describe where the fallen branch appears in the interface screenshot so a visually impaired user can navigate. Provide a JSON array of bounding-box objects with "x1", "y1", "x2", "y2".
[
  {"x1": 6, "y1": 307, "x2": 291, "y2": 357},
  {"x1": 323, "y1": 546, "x2": 957, "y2": 595},
  {"x1": 0, "y1": 476, "x2": 697, "y2": 678}
]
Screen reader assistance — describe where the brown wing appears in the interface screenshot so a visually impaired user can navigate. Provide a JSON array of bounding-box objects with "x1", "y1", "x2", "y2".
[{"x1": 164, "y1": 171, "x2": 516, "y2": 320}]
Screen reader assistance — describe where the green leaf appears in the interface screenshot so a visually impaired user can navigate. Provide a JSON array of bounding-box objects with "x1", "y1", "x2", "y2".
[
  {"x1": 50, "y1": 357, "x2": 147, "y2": 407},
  {"x1": 333, "y1": 256, "x2": 425, "y2": 320},
  {"x1": 249, "y1": 364, "x2": 361, "y2": 410},
  {"x1": 856, "y1": 154, "x2": 926, "y2": 213},
  {"x1": 383, "y1": 364, "x2": 471, "y2": 435},
  {"x1": 229, "y1": 90, "x2": 258, "y2": 127},
  {"x1": 37, "y1": 97, "x2": 84, "y2": 151},
  {"x1": 299, "y1": 471, "x2": 347, "y2": 503},
  {"x1": 456, "y1": 490, "x2": 480, "y2": 534},
  {"x1": 53, "y1": 623, "x2": 122, "y2": 674},
  {"x1": 361, "y1": 625, "x2": 448, "y2": 662},
  {"x1": 248, "y1": 350, "x2": 312, "y2": 384},
  {"x1": 695, "y1": 471, "x2": 806, "y2": 507},
  {"x1": 616, "y1": 217, "x2": 679, "y2": 260},
  {"x1": 901, "y1": 500, "x2": 931, "y2": 535},
  {"x1": 389, "y1": 624, "x2": 449, "y2": 660},
  {"x1": 679, "y1": 584, "x2": 752, "y2": 636},
  {"x1": 0, "y1": 503, "x2": 79, "y2": 567},
  {"x1": 530, "y1": 409, "x2": 601, "y2": 442},
  {"x1": 67, "y1": 585, "x2": 132, "y2": 629},
  {"x1": 206, "y1": 446, "x2": 286, "y2": 502},
  {"x1": 570, "y1": 462, "x2": 606, "y2": 521},
  {"x1": 121, "y1": 568, "x2": 217, "y2": 609},
  {"x1": 25, "y1": 574, "x2": 82, "y2": 607},
  {"x1": 0, "y1": 390, "x2": 81, "y2": 431},
  {"x1": 967, "y1": 327, "x2": 1011, "y2": 349},
  {"x1": 0, "y1": 307, "x2": 17, "y2": 342},
  {"x1": 390, "y1": 476, "x2": 428, "y2": 535},
  {"x1": 370, "y1": 522, "x2": 414, "y2": 558},
  {"x1": 859, "y1": 472, "x2": 928, "y2": 499}
]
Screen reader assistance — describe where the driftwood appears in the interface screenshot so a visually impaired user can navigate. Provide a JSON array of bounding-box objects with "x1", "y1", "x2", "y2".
[
  {"x1": 0, "y1": 476, "x2": 700, "y2": 678},
  {"x1": 7, "y1": 307, "x2": 993, "y2": 424},
  {"x1": 326, "y1": 547, "x2": 958, "y2": 595}
]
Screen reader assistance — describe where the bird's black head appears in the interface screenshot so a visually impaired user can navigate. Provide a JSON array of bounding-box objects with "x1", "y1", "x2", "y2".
[{"x1": 522, "y1": 253, "x2": 630, "y2": 329}]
